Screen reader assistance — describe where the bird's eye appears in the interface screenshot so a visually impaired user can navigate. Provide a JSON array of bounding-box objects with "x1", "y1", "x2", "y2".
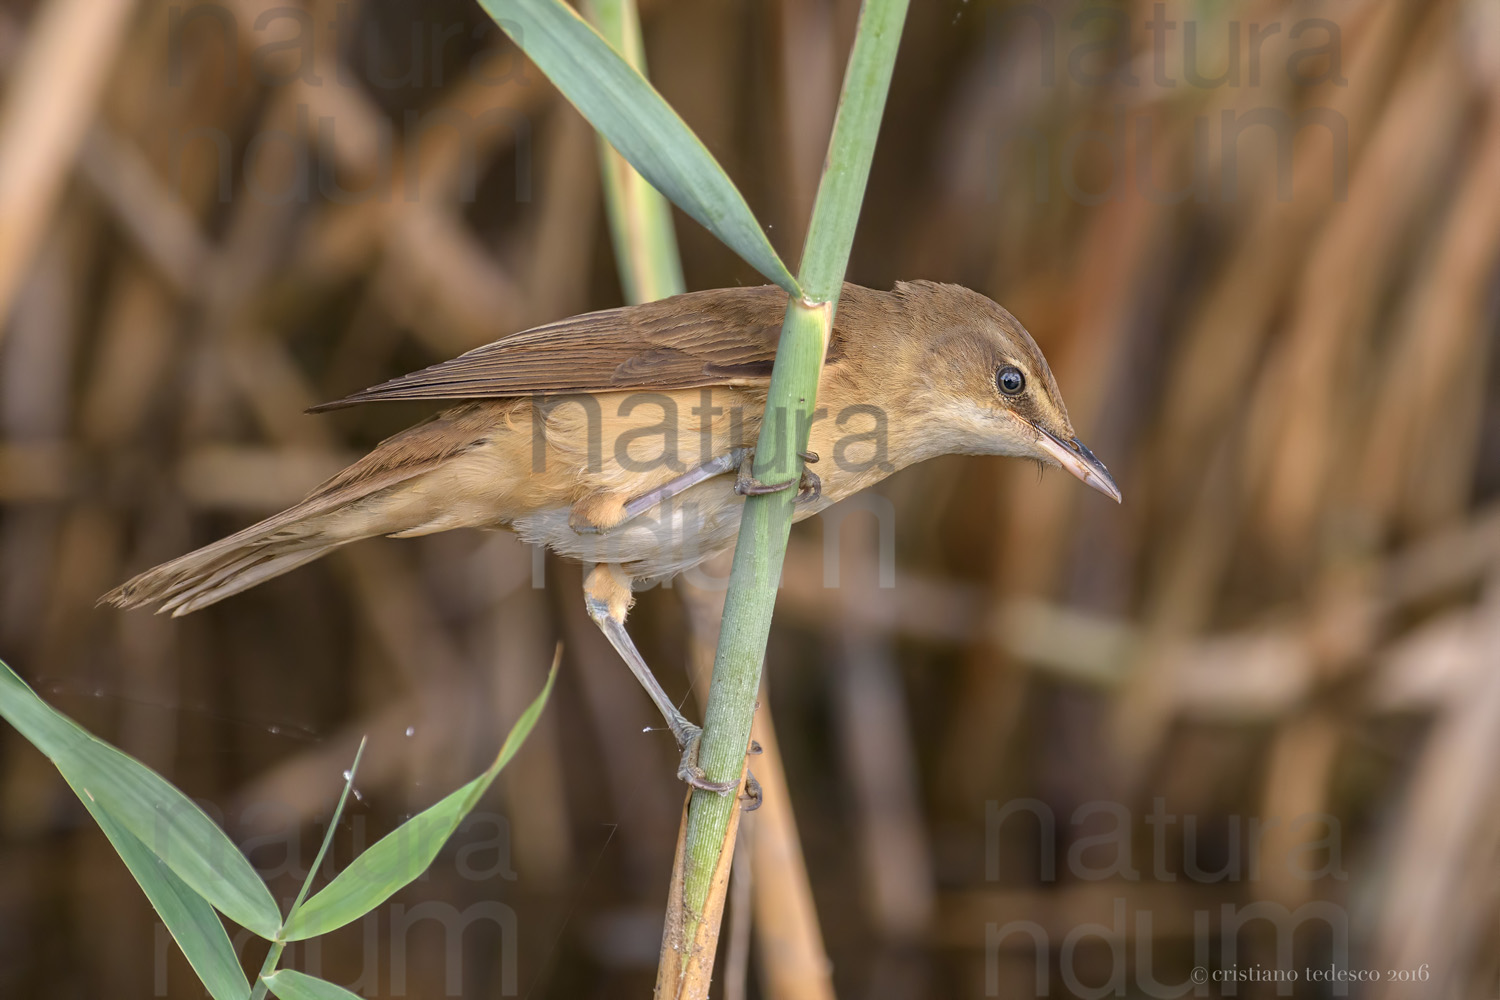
[{"x1": 996, "y1": 365, "x2": 1025, "y2": 396}]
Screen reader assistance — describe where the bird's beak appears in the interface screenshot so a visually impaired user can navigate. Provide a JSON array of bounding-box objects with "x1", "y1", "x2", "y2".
[{"x1": 1031, "y1": 426, "x2": 1122, "y2": 503}]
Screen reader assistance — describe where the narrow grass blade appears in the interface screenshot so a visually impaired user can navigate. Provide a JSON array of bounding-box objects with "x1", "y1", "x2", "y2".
[
  {"x1": 0, "y1": 659, "x2": 282, "y2": 938},
  {"x1": 263, "y1": 969, "x2": 363, "y2": 1000},
  {"x1": 477, "y1": 0, "x2": 797, "y2": 296},
  {"x1": 76, "y1": 781, "x2": 250, "y2": 1000},
  {"x1": 279, "y1": 653, "x2": 558, "y2": 941},
  {"x1": 582, "y1": 0, "x2": 686, "y2": 304},
  {"x1": 247, "y1": 741, "x2": 369, "y2": 1000},
  {"x1": 285, "y1": 738, "x2": 366, "y2": 922}
]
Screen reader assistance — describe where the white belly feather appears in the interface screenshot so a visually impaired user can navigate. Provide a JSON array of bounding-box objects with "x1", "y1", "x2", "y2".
[{"x1": 511, "y1": 476, "x2": 831, "y2": 586}]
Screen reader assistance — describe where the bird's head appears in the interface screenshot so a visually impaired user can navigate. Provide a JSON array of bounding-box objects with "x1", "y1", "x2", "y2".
[{"x1": 895, "y1": 281, "x2": 1122, "y2": 503}]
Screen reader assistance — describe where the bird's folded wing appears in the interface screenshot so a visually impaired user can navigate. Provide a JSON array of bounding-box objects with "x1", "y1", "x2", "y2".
[{"x1": 310, "y1": 284, "x2": 855, "y2": 411}]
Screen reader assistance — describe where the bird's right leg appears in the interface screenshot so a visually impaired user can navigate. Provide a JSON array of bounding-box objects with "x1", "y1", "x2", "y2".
[
  {"x1": 570, "y1": 448, "x2": 750, "y2": 534},
  {"x1": 582, "y1": 563, "x2": 740, "y2": 794},
  {"x1": 570, "y1": 446, "x2": 821, "y2": 540},
  {"x1": 735, "y1": 448, "x2": 821, "y2": 502}
]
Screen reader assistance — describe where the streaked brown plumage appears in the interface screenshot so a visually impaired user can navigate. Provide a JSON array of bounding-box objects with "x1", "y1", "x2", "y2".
[{"x1": 103, "y1": 280, "x2": 1119, "y2": 789}]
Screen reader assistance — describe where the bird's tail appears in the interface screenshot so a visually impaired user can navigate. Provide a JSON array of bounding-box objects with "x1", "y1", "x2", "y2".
[
  {"x1": 101, "y1": 411, "x2": 493, "y2": 616},
  {"x1": 104, "y1": 400, "x2": 526, "y2": 616},
  {"x1": 100, "y1": 510, "x2": 356, "y2": 617}
]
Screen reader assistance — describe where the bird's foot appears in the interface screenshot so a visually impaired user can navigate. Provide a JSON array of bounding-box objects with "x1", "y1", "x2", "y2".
[
  {"x1": 672, "y1": 722, "x2": 741, "y2": 795},
  {"x1": 794, "y1": 469, "x2": 821, "y2": 504},
  {"x1": 734, "y1": 450, "x2": 822, "y2": 503},
  {"x1": 741, "y1": 771, "x2": 763, "y2": 811},
  {"x1": 792, "y1": 454, "x2": 821, "y2": 503}
]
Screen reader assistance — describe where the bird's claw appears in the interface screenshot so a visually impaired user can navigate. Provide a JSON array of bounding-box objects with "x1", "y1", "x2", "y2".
[
  {"x1": 673, "y1": 723, "x2": 741, "y2": 795},
  {"x1": 735, "y1": 451, "x2": 822, "y2": 502},
  {"x1": 794, "y1": 469, "x2": 821, "y2": 504},
  {"x1": 740, "y1": 772, "x2": 762, "y2": 811},
  {"x1": 735, "y1": 474, "x2": 795, "y2": 496}
]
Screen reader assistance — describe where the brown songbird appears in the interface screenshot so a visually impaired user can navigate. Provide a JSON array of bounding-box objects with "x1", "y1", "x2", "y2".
[{"x1": 103, "y1": 281, "x2": 1119, "y2": 788}]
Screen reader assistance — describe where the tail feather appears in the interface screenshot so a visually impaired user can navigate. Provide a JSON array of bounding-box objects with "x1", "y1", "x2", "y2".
[
  {"x1": 103, "y1": 403, "x2": 509, "y2": 616},
  {"x1": 158, "y1": 545, "x2": 343, "y2": 616},
  {"x1": 101, "y1": 505, "x2": 351, "y2": 615},
  {"x1": 104, "y1": 468, "x2": 418, "y2": 617}
]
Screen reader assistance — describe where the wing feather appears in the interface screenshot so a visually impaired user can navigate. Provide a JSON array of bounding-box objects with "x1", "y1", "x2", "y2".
[{"x1": 311, "y1": 284, "x2": 856, "y2": 411}]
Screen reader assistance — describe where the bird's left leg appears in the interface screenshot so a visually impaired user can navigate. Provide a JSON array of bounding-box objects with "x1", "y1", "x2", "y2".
[{"x1": 582, "y1": 562, "x2": 740, "y2": 794}]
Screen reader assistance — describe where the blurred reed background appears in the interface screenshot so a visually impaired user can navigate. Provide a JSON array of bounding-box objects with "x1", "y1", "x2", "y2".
[{"x1": 1, "y1": 0, "x2": 1499, "y2": 996}]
